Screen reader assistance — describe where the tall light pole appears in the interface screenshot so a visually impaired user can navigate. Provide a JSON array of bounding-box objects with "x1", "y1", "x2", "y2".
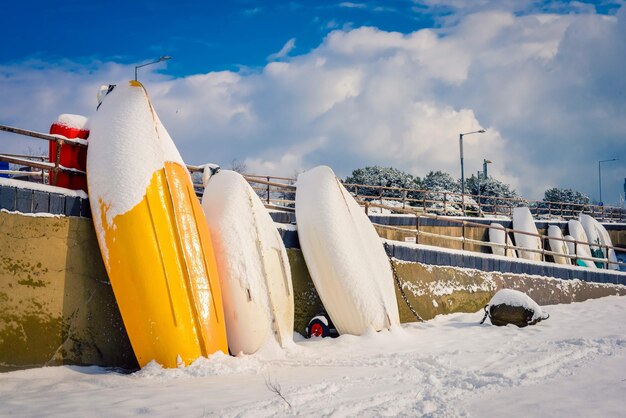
[
  {"x1": 459, "y1": 129, "x2": 486, "y2": 196},
  {"x1": 134, "y1": 56, "x2": 172, "y2": 81},
  {"x1": 483, "y1": 159, "x2": 492, "y2": 178},
  {"x1": 598, "y1": 158, "x2": 618, "y2": 204}
]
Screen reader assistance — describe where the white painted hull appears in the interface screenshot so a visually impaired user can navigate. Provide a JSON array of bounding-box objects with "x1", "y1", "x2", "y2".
[
  {"x1": 202, "y1": 170, "x2": 294, "y2": 354},
  {"x1": 580, "y1": 214, "x2": 618, "y2": 270},
  {"x1": 547, "y1": 225, "x2": 571, "y2": 265},
  {"x1": 489, "y1": 223, "x2": 518, "y2": 257},
  {"x1": 512, "y1": 207, "x2": 542, "y2": 261},
  {"x1": 296, "y1": 166, "x2": 400, "y2": 336},
  {"x1": 568, "y1": 220, "x2": 597, "y2": 268}
]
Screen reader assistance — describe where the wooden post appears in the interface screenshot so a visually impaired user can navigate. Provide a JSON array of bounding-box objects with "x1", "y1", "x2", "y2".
[
  {"x1": 52, "y1": 139, "x2": 62, "y2": 186},
  {"x1": 266, "y1": 176, "x2": 270, "y2": 204},
  {"x1": 504, "y1": 227, "x2": 509, "y2": 255},
  {"x1": 461, "y1": 221, "x2": 466, "y2": 251}
]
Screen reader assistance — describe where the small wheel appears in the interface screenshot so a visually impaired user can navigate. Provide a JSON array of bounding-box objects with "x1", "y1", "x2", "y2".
[{"x1": 306, "y1": 317, "x2": 330, "y2": 338}]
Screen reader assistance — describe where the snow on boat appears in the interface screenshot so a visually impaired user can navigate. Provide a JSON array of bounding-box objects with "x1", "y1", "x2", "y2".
[
  {"x1": 295, "y1": 165, "x2": 399, "y2": 336},
  {"x1": 488, "y1": 223, "x2": 517, "y2": 257},
  {"x1": 547, "y1": 225, "x2": 572, "y2": 265},
  {"x1": 87, "y1": 80, "x2": 228, "y2": 368},
  {"x1": 568, "y1": 219, "x2": 597, "y2": 268},
  {"x1": 512, "y1": 207, "x2": 542, "y2": 261},
  {"x1": 580, "y1": 214, "x2": 618, "y2": 269},
  {"x1": 201, "y1": 168, "x2": 294, "y2": 354}
]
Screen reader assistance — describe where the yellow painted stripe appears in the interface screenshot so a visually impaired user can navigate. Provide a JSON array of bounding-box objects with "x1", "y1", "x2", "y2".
[{"x1": 97, "y1": 162, "x2": 227, "y2": 368}]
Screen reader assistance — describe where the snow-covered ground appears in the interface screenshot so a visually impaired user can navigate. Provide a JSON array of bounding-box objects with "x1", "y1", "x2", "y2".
[{"x1": 1, "y1": 296, "x2": 624, "y2": 417}]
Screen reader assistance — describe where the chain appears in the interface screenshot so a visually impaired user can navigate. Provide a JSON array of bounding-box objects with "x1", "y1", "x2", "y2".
[{"x1": 383, "y1": 242, "x2": 424, "y2": 322}]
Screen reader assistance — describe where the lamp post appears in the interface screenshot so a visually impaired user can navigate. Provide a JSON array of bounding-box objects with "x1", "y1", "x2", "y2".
[
  {"x1": 459, "y1": 129, "x2": 486, "y2": 196},
  {"x1": 134, "y1": 56, "x2": 172, "y2": 81},
  {"x1": 483, "y1": 159, "x2": 492, "y2": 178},
  {"x1": 598, "y1": 158, "x2": 618, "y2": 204}
]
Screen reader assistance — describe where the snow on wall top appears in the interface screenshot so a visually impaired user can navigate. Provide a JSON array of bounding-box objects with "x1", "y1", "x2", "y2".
[
  {"x1": 0, "y1": 177, "x2": 88, "y2": 199},
  {"x1": 87, "y1": 81, "x2": 185, "y2": 227}
]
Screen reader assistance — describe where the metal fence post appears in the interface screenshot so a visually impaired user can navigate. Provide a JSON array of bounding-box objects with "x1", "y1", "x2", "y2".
[{"x1": 416, "y1": 216, "x2": 420, "y2": 244}]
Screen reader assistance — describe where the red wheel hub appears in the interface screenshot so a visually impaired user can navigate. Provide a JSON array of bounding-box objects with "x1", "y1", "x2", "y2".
[{"x1": 310, "y1": 323, "x2": 324, "y2": 337}]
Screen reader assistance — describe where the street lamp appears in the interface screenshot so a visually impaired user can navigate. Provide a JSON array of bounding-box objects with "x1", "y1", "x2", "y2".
[
  {"x1": 459, "y1": 129, "x2": 486, "y2": 196},
  {"x1": 134, "y1": 55, "x2": 172, "y2": 81},
  {"x1": 598, "y1": 158, "x2": 618, "y2": 204},
  {"x1": 483, "y1": 159, "x2": 492, "y2": 178}
]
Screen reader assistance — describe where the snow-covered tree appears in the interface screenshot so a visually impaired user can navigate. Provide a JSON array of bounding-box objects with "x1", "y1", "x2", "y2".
[
  {"x1": 344, "y1": 166, "x2": 419, "y2": 199},
  {"x1": 466, "y1": 175, "x2": 525, "y2": 215},
  {"x1": 418, "y1": 171, "x2": 479, "y2": 216},
  {"x1": 421, "y1": 171, "x2": 460, "y2": 193},
  {"x1": 544, "y1": 188, "x2": 589, "y2": 205},
  {"x1": 542, "y1": 187, "x2": 590, "y2": 217}
]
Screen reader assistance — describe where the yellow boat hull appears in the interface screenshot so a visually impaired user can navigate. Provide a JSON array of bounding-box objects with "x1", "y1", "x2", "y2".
[{"x1": 94, "y1": 162, "x2": 227, "y2": 368}]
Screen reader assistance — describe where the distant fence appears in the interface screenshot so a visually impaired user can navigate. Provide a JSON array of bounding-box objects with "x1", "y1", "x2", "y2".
[
  {"x1": 243, "y1": 175, "x2": 626, "y2": 223},
  {"x1": 2, "y1": 122, "x2": 625, "y2": 224}
]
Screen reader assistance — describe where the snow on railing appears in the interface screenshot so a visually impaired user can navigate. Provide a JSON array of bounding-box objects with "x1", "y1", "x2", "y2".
[
  {"x1": 2, "y1": 123, "x2": 625, "y2": 223},
  {"x1": 363, "y1": 201, "x2": 625, "y2": 271}
]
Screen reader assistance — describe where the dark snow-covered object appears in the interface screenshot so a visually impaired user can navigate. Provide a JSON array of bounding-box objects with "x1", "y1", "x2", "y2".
[{"x1": 481, "y1": 289, "x2": 549, "y2": 327}]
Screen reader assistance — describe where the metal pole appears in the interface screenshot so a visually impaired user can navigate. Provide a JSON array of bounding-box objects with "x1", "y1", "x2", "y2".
[
  {"x1": 599, "y1": 160, "x2": 602, "y2": 204},
  {"x1": 477, "y1": 171, "x2": 481, "y2": 212},
  {"x1": 459, "y1": 133, "x2": 465, "y2": 196},
  {"x1": 599, "y1": 158, "x2": 618, "y2": 204}
]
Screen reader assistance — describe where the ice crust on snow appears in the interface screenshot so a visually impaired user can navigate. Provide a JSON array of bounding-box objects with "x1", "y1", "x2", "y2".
[
  {"x1": 296, "y1": 165, "x2": 399, "y2": 336},
  {"x1": 87, "y1": 81, "x2": 186, "y2": 229},
  {"x1": 488, "y1": 288, "x2": 546, "y2": 321},
  {"x1": 201, "y1": 169, "x2": 293, "y2": 354}
]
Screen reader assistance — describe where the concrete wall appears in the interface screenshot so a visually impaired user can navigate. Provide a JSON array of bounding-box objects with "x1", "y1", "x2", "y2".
[
  {"x1": 0, "y1": 211, "x2": 136, "y2": 372},
  {"x1": 286, "y1": 247, "x2": 626, "y2": 332},
  {"x1": 1, "y1": 182, "x2": 625, "y2": 371}
]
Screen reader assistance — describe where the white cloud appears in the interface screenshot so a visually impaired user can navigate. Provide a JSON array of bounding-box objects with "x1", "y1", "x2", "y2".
[
  {"x1": 339, "y1": 2, "x2": 367, "y2": 9},
  {"x1": 1, "y1": 5, "x2": 625, "y2": 203},
  {"x1": 267, "y1": 38, "x2": 296, "y2": 61}
]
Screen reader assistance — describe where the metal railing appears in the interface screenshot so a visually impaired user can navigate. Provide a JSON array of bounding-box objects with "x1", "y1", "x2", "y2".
[
  {"x1": 363, "y1": 201, "x2": 625, "y2": 271},
  {"x1": 2, "y1": 124, "x2": 624, "y2": 271},
  {"x1": 226, "y1": 175, "x2": 626, "y2": 223},
  {"x1": 2, "y1": 122, "x2": 625, "y2": 224},
  {"x1": 0, "y1": 124, "x2": 87, "y2": 186}
]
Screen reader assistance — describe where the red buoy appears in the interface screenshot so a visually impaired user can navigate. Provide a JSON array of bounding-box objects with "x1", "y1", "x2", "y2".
[{"x1": 48, "y1": 114, "x2": 89, "y2": 191}]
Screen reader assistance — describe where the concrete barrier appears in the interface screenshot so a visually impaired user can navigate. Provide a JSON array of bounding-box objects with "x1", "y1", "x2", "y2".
[
  {"x1": 1, "y1": 183, "x2": 625, "y2": 371},
  {"x1": 0, "y1": 210, "x2": 136, "y2": 372}
]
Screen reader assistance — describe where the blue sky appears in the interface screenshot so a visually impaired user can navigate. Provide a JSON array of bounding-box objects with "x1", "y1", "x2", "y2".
[
  {"x1": 1, "y1": 0, "x2": 625, "y2": 203},
  {"x1": 5, "y1": 1, "x2": 617, "y2": 75},
  {"x1": 2, "y1": 1, "x2": 432, "y2": 75}
]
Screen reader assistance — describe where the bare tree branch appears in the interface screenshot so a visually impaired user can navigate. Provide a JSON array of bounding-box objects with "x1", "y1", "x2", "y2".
[{"x1": 264, "y1": 374, "x2": 292, "y2": 408}]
